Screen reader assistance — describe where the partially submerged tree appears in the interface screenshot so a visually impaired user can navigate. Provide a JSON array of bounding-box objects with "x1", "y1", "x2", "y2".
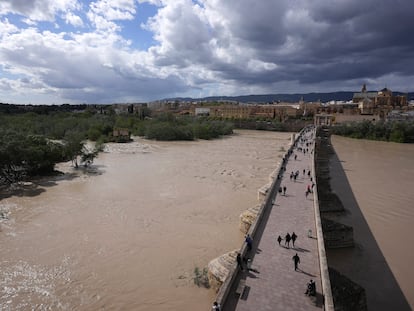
[
  {"x1": 62, "y1": 132, "x2": 104, "y2": 168},
  {"x1": 0, "y1": 130, "x2": 64, "y2": 185},
  {"x1": 63, "y1": 132, "x2": 84, "y2": 168},
  {"x1": 79, "y1": 142, "x2": 104, "y2": 167}
]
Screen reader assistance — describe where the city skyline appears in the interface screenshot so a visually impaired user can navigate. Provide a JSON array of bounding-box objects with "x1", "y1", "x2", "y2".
[{"x1": 1, "y1": 0, "x2": 414, "y2": 105}]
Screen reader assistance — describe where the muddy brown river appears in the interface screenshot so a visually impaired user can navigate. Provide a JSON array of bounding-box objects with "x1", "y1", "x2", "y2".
[
  {"x1": 0, "y1": 130, "x2": 292, "y2": 310},
  {"x1": 329, "y1": 135, "x2": 414, "y2": 310},
  {"x1": 2, "y1": 131, "x2": 413, "y2": 310}
]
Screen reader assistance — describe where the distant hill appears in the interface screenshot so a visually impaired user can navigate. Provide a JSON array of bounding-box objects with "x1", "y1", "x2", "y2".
[{"x1": 166, "y1": 91, "x2": 414, "y2": 103}]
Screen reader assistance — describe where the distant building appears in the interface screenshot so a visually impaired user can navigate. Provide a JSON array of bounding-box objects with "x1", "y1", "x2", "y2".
[
  {"x1": 112, "y1": 128, "x2": 131, "y2": 142},
  {"x1": 314, "y1": 114, "x2": 334, "y2": 126},
  {"x1": 352, "y1": 84, "x2": 407, "y2": 118},
  {"x1": 194, "y1": 107, "x2": 211, "y2": 116},
  {"x1": 190, "y1": 103, "x2": 300, "y2": 120},
  {"x1": 386, "y1": 110, "x2": 414, "y2": 122}
]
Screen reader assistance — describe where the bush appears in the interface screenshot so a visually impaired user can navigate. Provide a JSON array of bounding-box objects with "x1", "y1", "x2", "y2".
[
  {"x1": 332, "y1": 120, "x2": 414, "y2": 143},
  {"x1": 193, "y1": 267, "x2": 210, "y2": 288}
]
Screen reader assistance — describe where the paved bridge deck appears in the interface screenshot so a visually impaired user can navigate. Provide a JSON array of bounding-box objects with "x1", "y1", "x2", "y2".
[{"x1": 223, "y1": 129, "x2": 323, "y2": 311}]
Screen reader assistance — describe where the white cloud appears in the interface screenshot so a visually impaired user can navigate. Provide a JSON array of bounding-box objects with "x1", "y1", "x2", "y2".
[
  {"x1": 137, "y1": 0, "x2": 162, "y2": 5},
  {"x1": 65, "y1": 12, "x2": 84, "y2": 27},
  {"x1": 0, "y1": 18, "x2": 19, "y2": 36},
  {"x1": 88, "y1": 0, "x2": 137, "y2": 21},
  {"x1": 86, "y1": 0, "x2": 140, "y2": 32},
  {"x1": 247, "y1": 60, "x2": 278, "y2": 73},
  {"x1": 0, "y1": 0, "x2": 82, "y2": 22}
]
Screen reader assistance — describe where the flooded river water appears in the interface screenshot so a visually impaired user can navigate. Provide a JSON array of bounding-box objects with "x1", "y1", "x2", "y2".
[
  {"x1": 328, "y1": 135, "x2": 414, "y2": 310},
  {"x1": 0, "y1": 130, "x2": 291, "y2": 311}
]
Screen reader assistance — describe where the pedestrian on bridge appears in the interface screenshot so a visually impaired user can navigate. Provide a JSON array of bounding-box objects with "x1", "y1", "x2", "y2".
[
  {"x1": 236, "y1": 253, "x2": 244, "y2": 271},
  {"x1": 277, "y1": 235, "x2": 282, "y2": 246},
  {"x1": 245, "y1": 234, "x2": 253, "y2": 251},
  {"x1": 285, "y1": 233, "x2": 291, "y2": 248},
  {"x1": 291, "y1": 232, "x2": 297, "y2": 247},
  {"x1": 292, "y1": 253, "x2": 300, "y2": 271},
  {"x1": 212, "y1": 301, "x2": 221, "y2": 311}
]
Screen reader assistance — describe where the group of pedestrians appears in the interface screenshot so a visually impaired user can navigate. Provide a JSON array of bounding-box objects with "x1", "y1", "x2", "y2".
[
  {"x1": 235, "y1": 234, "x2": 254, "y2": 272},
  {"x1": 277, "y1": 233, "x2": 300, "y2": 275},
  {"x1": 305, "y1": 183, "x2": 315, "y2": 198},
  {"x1": 278, "y1": 185, "x2": 287, "y2": 196},
  {"x1": 290, "y1": 170, "x2": 300, "y2": 182},
  {"x1": 277, "y1": 231, "x2": 298, "y2": 248}
]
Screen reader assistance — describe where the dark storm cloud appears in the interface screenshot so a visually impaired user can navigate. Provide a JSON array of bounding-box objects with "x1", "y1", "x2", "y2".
[
  {"x1": 250, "y1": 0, "x2": 414, "y2": 86},
  {"x1": 59, "y1": 74, "x2": 189, "y2": 103},
  {"x1": 216, "y1": 1, "x2": 289, "y2": 49},
  {"x1": 167, "y1": 0, "x2": 414, "y2": 91}
]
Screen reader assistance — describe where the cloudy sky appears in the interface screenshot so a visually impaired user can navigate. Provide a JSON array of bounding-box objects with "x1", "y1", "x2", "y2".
[{"x1": 0, "y1": 0, "x2": 413, "y2": 104}]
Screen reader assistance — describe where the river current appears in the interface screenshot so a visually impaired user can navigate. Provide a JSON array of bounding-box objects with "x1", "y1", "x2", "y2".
[
  {"x1": 328, "y1": 135, "x2": 414, "y2": 310},
  {"x1": 0, "y1": 130, "x2": 291, "y2": 310}
]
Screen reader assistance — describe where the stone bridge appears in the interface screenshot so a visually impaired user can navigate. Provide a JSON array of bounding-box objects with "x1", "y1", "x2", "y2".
[{"x1": 210, "y1": 126, "x2": 334, "y2": 311}]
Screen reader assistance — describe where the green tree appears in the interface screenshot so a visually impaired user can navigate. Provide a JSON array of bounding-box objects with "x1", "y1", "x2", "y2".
[
  {"x1": 63, "y1": 132, "x2": 85, "y2": 168},
  {"x1": 389, "y1": 123, "x2": 406, "y2": 143}
]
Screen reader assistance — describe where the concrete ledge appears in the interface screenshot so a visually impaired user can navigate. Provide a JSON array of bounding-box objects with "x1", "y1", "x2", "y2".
[{"x1": 312, "y1": 127, "x2": 335, "y2": 311}]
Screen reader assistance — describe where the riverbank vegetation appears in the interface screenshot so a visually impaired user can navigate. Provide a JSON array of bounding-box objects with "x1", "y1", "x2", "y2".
[
  {"x1": 0, "y1": 128, "x2": 103, "y2": 186},
  {"x1": 332, "y1": 120, "x2": 414, "y2": 143},
  {"x1": 193, "y1": 267, "x2": 210, "y2": 288},
  {"x1": 0, "y1": 109, "x2": 234, "y2": 185},
  {"x1": 138, "y1": 115, "x2": 233, "y2": 140}
]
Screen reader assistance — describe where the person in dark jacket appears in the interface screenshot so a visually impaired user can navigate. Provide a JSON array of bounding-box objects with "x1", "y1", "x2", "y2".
[
  {"x1": 292, "y1": 253, "x2": 300, "y2": 271},
  {"x1": 291, "y1": 232, "x2": 297, "y2": 247},
  {"x1": 285, "y1": 233, "x2": 291, "y2": 248}
]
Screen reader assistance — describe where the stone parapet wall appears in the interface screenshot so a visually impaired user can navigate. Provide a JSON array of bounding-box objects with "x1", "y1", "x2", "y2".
[{"x1": 311, "y1": 133, "x2": 335, "y2": 311}]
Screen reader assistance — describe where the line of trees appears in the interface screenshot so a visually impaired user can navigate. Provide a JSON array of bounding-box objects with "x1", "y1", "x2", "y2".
[
  {"x1": 331, "y1": 120, "x2": 414, "y2": 143},
  {"x1": 0, "y1": 109, "x2": 234, "y2": 185},
  {"x1": 139, "y1": 114, "x2": 234, "y2": 140}
]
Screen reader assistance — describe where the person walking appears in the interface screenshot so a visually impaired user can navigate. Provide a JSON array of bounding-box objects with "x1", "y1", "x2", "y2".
[
  {"x1": 236, "y1": 253, "x2": 244, "y2": 271},
  {"x1": 277, "y1": 235, "x2": 282, "y2": 246},
  {"x1": 292, "y1": 253, "x2": 300, "y2": 271},
  {"x1": 245, "y1": 234, "x2": 253, "y2": 251},
  {"x1": 291, "y1": 232, "x2": 297, "y2": 247},
  {"x1": 283, "y1": 186, "x2": 287, "y2": 196},
  {"x1": 285, "y1": 233, "x2": 291, "y2": 248}
]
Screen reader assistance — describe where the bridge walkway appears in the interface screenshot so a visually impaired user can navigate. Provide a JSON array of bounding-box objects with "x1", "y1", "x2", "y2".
[{"x1": 224, "y1": 129, "x2": 323, "y2": 311}]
